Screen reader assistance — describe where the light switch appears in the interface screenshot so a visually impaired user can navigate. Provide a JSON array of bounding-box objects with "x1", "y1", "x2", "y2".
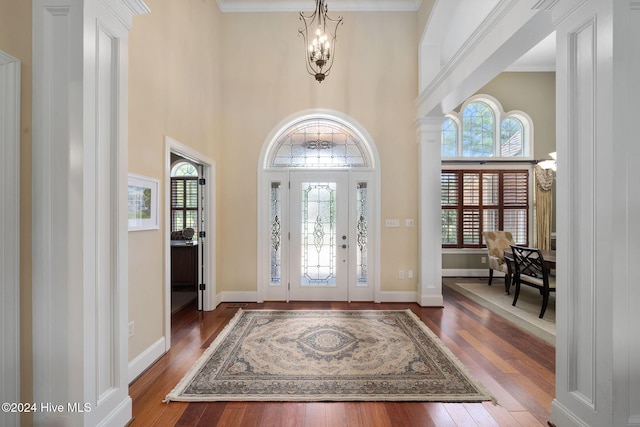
[{"x1": 385, "y1": 219, "x2": 400, "y2": 227}]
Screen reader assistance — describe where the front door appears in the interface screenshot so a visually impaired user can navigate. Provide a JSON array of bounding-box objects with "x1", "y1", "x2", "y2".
[{"x1": 289, "y1": 171, "x2": 349, "y2": 301}]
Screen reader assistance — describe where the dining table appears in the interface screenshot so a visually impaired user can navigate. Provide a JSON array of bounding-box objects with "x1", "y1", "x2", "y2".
[{"x1": 502, "y1": 248, "x2": 556, "y2": 294}]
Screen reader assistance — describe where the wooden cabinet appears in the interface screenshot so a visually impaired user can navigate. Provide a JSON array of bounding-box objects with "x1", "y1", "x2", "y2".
[{"x1": 171, "y1": 241, "x2": 198, "y2": 290}]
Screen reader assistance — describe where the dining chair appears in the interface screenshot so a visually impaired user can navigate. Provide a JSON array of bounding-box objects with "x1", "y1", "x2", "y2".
[
  {"x1": 510, "y1": 245, "x2": 556, "y2": 318},
  {"x1": 482, "y1": 231, "x2": 514, "y2": 292}
]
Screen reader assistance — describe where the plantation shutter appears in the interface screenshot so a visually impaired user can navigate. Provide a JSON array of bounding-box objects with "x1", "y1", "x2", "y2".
[
  {"x1": 171, "y1": 177, "x2": 199, "y2": 233},
  {"x1": 441, "y1": 172, "x2": 459, "y2": 246},
  {"x1": 441, "y1": 169, "x2": 529, "y2": 248},
  {"x1": 502, "y1": 170, "x2": 529, "y2": 245}
]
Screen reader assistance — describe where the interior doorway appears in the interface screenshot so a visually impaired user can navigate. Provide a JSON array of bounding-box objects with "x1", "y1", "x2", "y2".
[
  {"x1": 164, "y1": 136, "x2": 216, "y2": 350},
  {"x1": 169, "y1": 155, "x2": 202, "y2": 313}
]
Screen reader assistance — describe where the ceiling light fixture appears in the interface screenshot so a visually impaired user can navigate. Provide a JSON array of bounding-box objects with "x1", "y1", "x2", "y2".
[
  {"x1": 537, "y1": 151, "x2": 557, "y2": 171},
  {"x1": 299, "y1": 0, "x2": 343, "y2": 83}
]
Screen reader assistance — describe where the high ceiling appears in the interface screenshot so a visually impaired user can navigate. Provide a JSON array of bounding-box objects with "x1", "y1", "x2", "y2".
[
  {"x1": 216, "y1": 0, "x2": 555, "y2": 72},
  {"x1": 216, "y1": 0, "x2": 423, "y2": 12}
]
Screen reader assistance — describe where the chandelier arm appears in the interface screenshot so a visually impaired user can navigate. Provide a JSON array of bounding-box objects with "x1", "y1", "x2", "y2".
[{"x1": 298, "y1": 0, "x2": 343, "y2": 82}]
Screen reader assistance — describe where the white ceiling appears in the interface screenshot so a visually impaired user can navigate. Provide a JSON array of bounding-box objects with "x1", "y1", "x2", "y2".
[
  {"x1": 216, "y1": 0, "x2": 556, "y2": 72},
  {"x1": 216, "y1": 0, "x2": 423, "y2": 12},
  {"x1": 506, "y1": 32, "x2": 556, "y2": 72}
]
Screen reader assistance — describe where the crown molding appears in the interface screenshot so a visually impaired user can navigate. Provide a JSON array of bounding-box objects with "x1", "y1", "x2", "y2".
[{"x1": 216, "y1": 0, "x2": 422, "y2": 13}]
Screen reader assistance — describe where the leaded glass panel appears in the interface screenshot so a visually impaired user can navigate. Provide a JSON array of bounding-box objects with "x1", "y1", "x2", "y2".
[
  {"x1": 301, "y1": 182, "x2": 337, "y2": 286},
  {"x1": 356, "y1": 182, "x2": 368, "y2": 285},
  {"x1": 270, "y1": 120, "x2": 369, "y2": 168},
  {"x1": 270, "y1": 182, "x2": 282, "y2": 284}
]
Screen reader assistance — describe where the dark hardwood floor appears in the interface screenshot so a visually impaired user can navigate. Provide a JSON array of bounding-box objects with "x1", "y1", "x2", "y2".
[{"x1": 129, "y1": 282, "x2": 555, "y2": 426}]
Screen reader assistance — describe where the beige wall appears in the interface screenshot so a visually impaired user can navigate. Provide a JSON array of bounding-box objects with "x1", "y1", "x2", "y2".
[
  {"x1": 0, "y1": 0, "x2": 33, "y2": 423},
  {"x1": 128, "y1": 0, "x2": 223, "y2": 358},
  {"x1": 218, "y1": 11, "x2": 419, "y2": 293},
  {"x1": 443, "y1": 71, "x2": 556, "y2": 271}
]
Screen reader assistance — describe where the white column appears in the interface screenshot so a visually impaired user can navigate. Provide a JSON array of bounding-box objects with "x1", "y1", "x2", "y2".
[
  {"x1": 550, "y1": 0, "x2": 640, "y2": 426},
  {"x1": 0, "y1": 51, "x2": 21, "y2": 427},
  {"x1": 32, "y1": 1, "x2": 148, "y2": 426},
  {"x1": 416, "y1": 117, "x2": 443, "y2": 307}
]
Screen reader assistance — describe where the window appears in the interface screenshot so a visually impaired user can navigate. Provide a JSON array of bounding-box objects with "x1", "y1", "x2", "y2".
[
  {"x1": 442, "y1": 95, "x2": 532, "y2": 160},
  {"x1": 171, "y1": 161, "x2": 199, "y2": 234},
  {"x1": 462, "y1": 101, "x2": 495, "y2": 157},
  {"x1": 268, "y1": 118, "x2": 370, "y2": 168},
  {"x1": 441, "y1": 95, "x2": 533, "y2": 248},
  {"x1": 441, "y1": 169, "x2": 529, "y2": 248}
]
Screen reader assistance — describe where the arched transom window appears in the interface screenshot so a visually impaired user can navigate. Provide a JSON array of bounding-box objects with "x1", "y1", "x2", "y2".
[
  {"x1": 268, "y1": 118, "x2": 371, "y2": 168},
  {"x1": 170, "y1": 161, "x2": 199, "y2": 234},
  {"x1": 442, "y1": 95, "x2": 532, "y2": 159}
]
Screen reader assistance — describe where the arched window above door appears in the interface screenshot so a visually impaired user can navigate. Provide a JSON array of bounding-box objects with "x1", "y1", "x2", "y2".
[{"x1": 267, "y1": 118, "x2": 372, "y2": 168}]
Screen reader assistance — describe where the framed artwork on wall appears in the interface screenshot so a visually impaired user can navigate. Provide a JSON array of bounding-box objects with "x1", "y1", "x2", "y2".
[{"x1": 128, "y1": 173, "x2": 159, "y2": 231}]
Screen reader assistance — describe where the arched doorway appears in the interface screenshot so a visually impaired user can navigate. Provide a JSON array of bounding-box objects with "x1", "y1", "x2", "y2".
[{"x1": 257, "y1": 110, "x2": 380, "y2": 302}]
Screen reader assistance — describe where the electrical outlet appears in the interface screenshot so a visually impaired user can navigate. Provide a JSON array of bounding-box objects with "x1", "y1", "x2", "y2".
[
  {"x1": 481, "y1": 256, "x2": 487, "y2": 264},
  {"x1": 128, "y1": 321, "x2": 134, "y2": 337},
  {"x1": 407, "y1": 270, "x2": 414, "y2": 279},
  {"x1": 398, "y1": 270, "x2": 405, "y2": 279}
]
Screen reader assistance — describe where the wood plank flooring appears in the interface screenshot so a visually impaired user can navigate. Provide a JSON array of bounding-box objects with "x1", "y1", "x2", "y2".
[{"x1": 128, "y1": 283, "x2": 555, "y2": 426}]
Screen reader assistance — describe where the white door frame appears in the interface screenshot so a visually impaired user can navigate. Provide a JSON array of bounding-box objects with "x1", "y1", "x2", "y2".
[
  {"x1": 164, "y1": 136, "x2": 216, "y2": 350},
  {"x1": 257, "y1": 109, "x2": 381, "y2": 303}
]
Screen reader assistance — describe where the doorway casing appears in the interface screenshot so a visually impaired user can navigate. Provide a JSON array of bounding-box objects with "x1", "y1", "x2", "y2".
[
  {"x1": 164, "y1": 136, "x2": 217, "y2": 351},
  {"x1": 257, "y1": 109, "x2": 381, "y2": 303}
]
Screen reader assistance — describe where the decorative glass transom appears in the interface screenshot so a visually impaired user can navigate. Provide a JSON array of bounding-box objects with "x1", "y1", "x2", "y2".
[{"x1": 269, "y1": 119, "x2": 370, "y2": 168}]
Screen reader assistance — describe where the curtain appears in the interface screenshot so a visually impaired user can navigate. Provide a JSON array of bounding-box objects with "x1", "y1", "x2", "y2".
[{"x1": 534, "y1": 165, "x2": 555, "y2": 250}]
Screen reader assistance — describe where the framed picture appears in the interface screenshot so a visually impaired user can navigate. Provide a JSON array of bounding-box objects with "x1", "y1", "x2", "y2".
[{"x1": 128, "y1": 174, "x2": 159, "y2": 231}]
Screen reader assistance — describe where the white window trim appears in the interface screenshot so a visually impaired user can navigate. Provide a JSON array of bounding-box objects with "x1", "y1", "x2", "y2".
[{"x1": 444, "y1": 94, "x2": 535, "y2": 161}]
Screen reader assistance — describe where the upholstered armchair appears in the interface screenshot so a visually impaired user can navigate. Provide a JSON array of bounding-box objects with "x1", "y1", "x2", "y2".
[{"x1": 482, "y1": 231, "x2": 514, "y2": 293}]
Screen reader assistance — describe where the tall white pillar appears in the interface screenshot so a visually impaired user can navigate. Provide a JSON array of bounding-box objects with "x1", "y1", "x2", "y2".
[
  {"x1": 0, "y1": 50, "x2": 21, "y2": 427},
  {"x1": 32, "y1": 1, "x2": 148, "y2": 425},
  {"x1": 550, "y1": 0, "x2": 640, "y2": 425},
  {"x1": 416, "y1": 116, "x2": 444, "y2": 307}
]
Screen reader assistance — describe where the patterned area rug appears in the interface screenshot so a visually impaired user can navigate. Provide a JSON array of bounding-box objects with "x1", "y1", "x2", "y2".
[{"x1": 164, "y1": 309, "x2": 493, "y2": 402}]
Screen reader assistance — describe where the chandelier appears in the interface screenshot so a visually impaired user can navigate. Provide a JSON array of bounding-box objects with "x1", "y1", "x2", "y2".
[{"x1": 299, "y1": 0, "x2": 343, "y2": 83}]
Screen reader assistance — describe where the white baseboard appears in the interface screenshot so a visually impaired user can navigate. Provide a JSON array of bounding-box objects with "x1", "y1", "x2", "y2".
[
  {"x1": 220, "y1": 291, "x2": 259, "y2": 302},
  {"x1": 418, "y1": 294, "x2": 444, "y2": 307},
  {"x1": 128, "y1": 337, "x2": 166, "y2": 383},
  {"x1": 550, "y1": 399, "x2": 586, "y2": 427},
  {"x1": 443, "y1": 268, "x2": 495, "y2": 277},
  {"x1": 379, "y1": 291, "x2": 418, "y2": 303},
  {"x1": 96, "y1": 396, "x2": 132, "y2": 427}
]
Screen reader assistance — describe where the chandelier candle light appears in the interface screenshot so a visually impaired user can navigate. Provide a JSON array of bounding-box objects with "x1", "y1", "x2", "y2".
[{"x1": 299, "y1": 0, "x2": 343, "y2": 82}]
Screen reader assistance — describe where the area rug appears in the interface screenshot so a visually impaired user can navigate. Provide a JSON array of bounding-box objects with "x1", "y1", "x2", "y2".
[
  {"x1": 446, "y1": 280, "x2": 555, "y2": 346},
  {"x1": 164, "y1": 309, "x2": 493, "y2": 403}
]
